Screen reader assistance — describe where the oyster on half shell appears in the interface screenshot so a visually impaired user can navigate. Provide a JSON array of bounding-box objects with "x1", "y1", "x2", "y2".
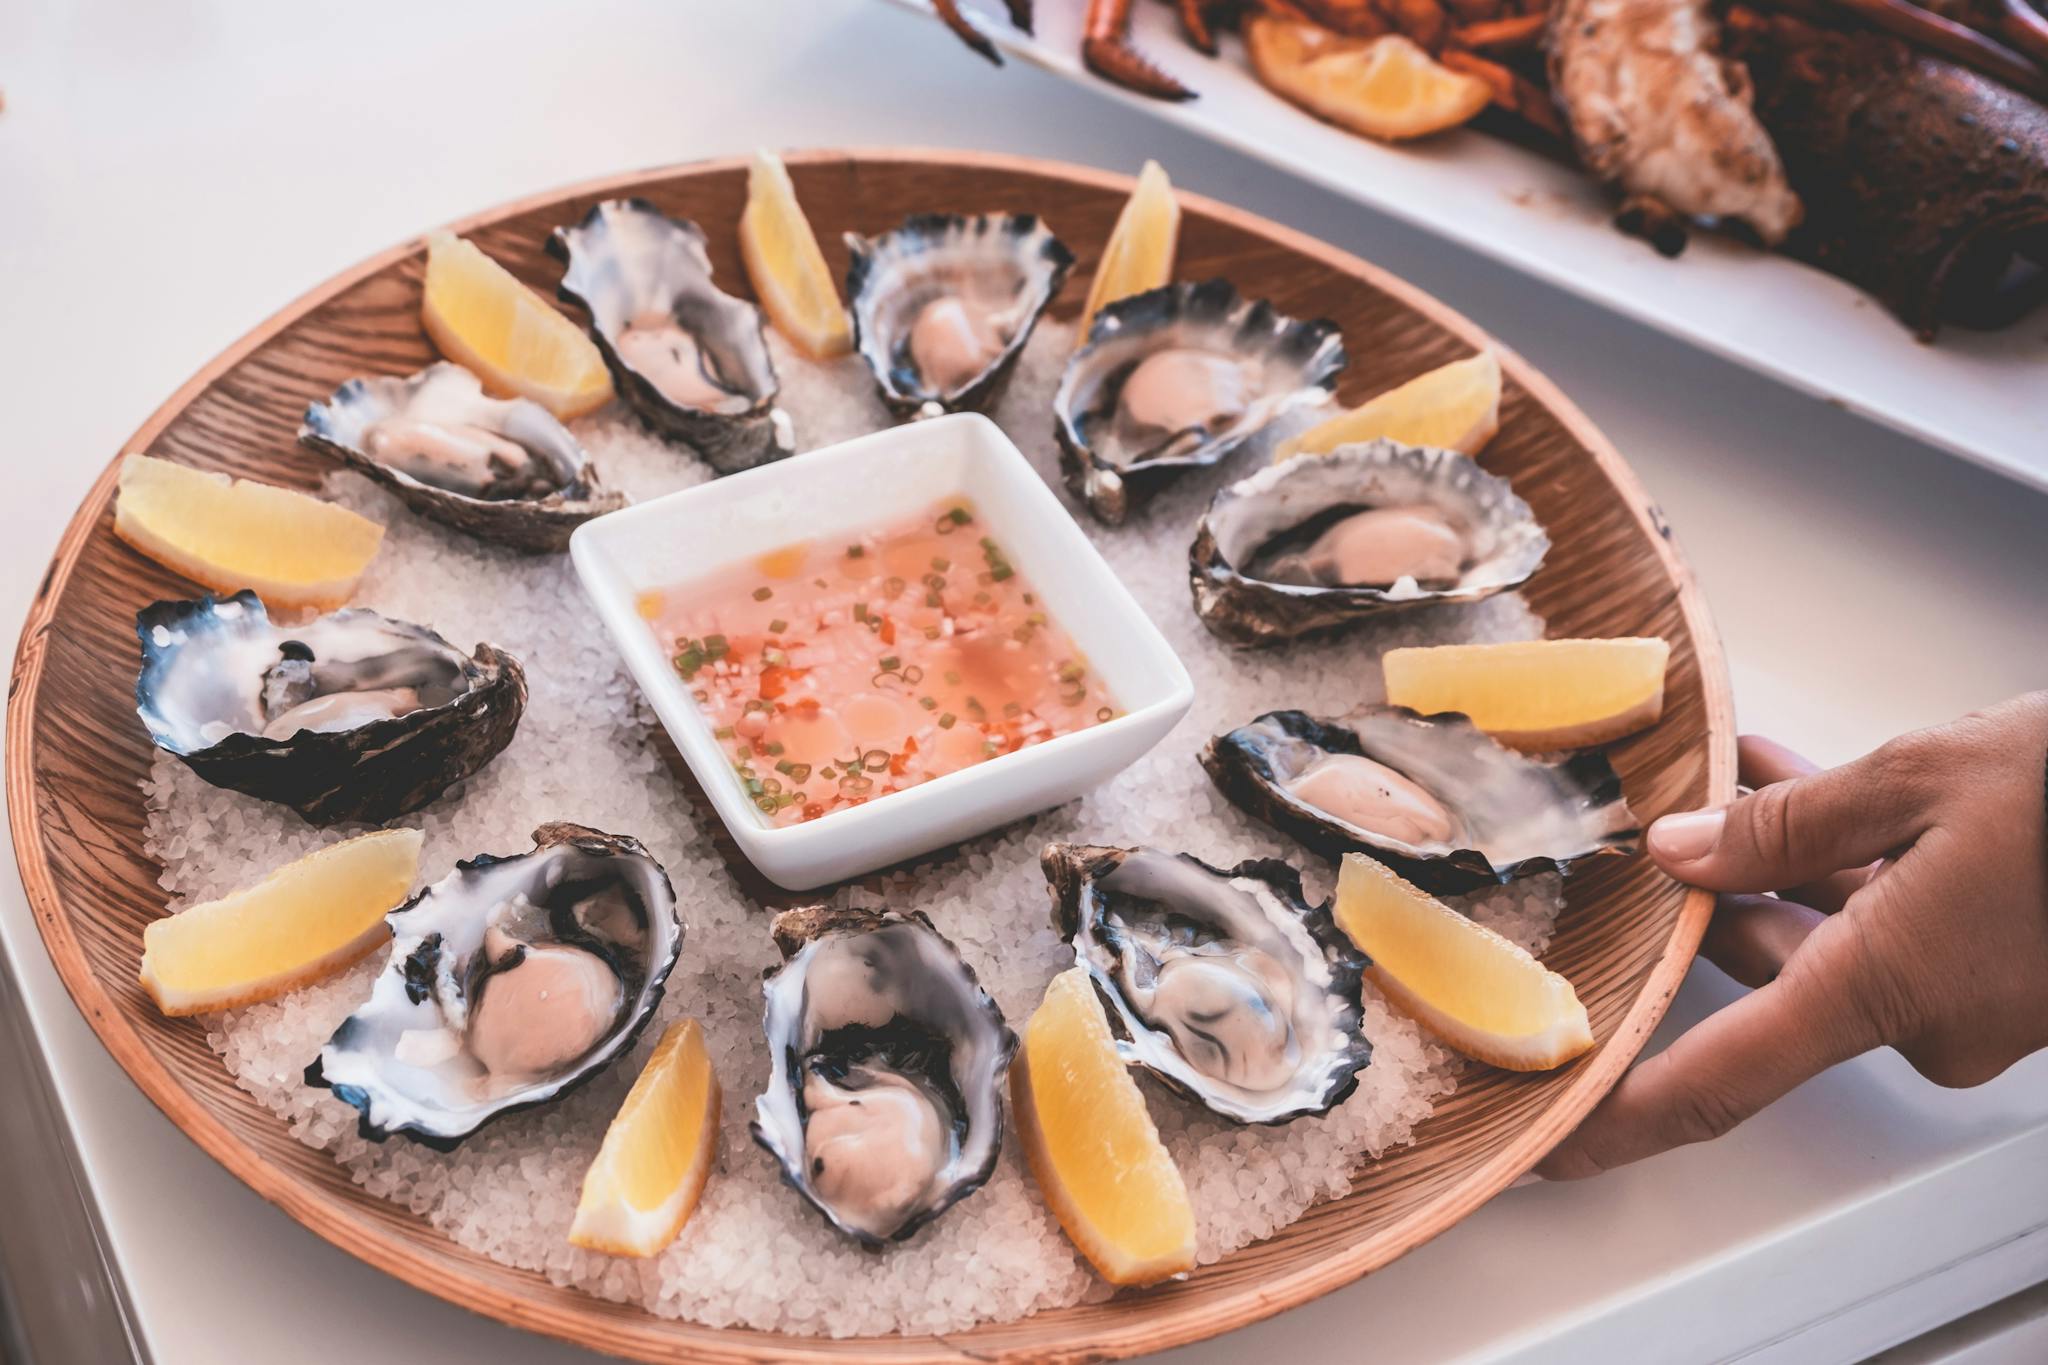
[
  {"x1": 549, "y1": 198, "x2": 788, "y2": 472},
  {"x1": 135, "y1": 592, "x2": 525, "y2": 825},
  {"x1": 1054, "y1": 280, "x2": 1345, "y2": 524},
  {"x1": 1191, "y1": 441, "x2": 1549, "y2": 648},
  {"x1": 1041, "y1": 843, "x2": 1371, "y2": 1124},
  {"x1": 845, "y1": 212, "x2": 1074, "y2": 418},
  {"x1": 307, "y1": 823, "x2": 681, "y2": 1149},
  {"x1": 1202, "y1": 707, "x2": 1639, "y2": 894},
  {"x1": 300, "y1": 362, "x2": 625, "y2": 554},
  {"x1": 752, "y1": 906, "x2": 1015, "y2": 1245}
]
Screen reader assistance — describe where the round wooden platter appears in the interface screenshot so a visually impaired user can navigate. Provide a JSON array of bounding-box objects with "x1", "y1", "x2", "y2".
[{"x1": 8, "y1": 149, "x2": 1732, "y2": 1363}]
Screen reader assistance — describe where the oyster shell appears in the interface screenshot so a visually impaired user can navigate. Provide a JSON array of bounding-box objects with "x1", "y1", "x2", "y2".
[
  {"x1": 135, "y1": 591, "x2": 525, "y2": 825},
  {"x1": 1041, "y1": 843, "x2": 1370, "y2": 1124},
  {"x1": 307, "y1": 823, "x2": 681, "y2": 1149},
  {"x1": 1192, "y1": 441, "x2": 1549, "y2": 647},
  {"x1": 549, "y1": 198, "x2": 788, "y2": 472},
  {"x1": 844, "y1": 212, "x2": 1074, "y2": 418},
  {"x1": 752, "y1": 906, "x2": 1015, "y2": 1245},
  {"x1": 1054, "y1": 280, "x2": 1345, "y2": 524},
  {"x1": 1202, "y1": 707, "x2": 1639, "y2": 894},
  {"x1": 299, "y1": 362, "x2": 625, "y2": 554}
]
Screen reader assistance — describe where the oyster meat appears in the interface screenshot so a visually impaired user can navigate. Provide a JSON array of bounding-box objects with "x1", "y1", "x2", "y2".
[
  {"x1": 1191, "y1": 440, "x2": 1549, "y2": 647},
  {"x1": 549, "y1": 198, "x2": 787, "y2": 472},
  {"x1": 1042, "y1": 843, "x2": 1371, "y2": 1123},
  {"x1": 752, "y1": 906, "x2": 1014, "y2": 1245},
  {"x1": 135, "y1": 591, "x2": 525, "y2": 825},
  {"x1": 307, "y1": 823, "x2": 681, "y2": 1148},
  {"x1": 844, "y1": 212, "x2": 1074, "y2": 418},
  {"x1": 1054, "y1": 280, "x2": 1344, "y2": 524},
  {"x1": 1202, "y1": 707, "x2": 1640, "y2": 894},
  {"x1": 299, "y1": 362, "x2": 625, "y2": 553}
]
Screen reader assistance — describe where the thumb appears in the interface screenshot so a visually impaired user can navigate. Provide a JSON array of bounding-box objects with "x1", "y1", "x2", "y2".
[{"x1": 1646, "y1": 737, "x2": 1930, "y2": 894}]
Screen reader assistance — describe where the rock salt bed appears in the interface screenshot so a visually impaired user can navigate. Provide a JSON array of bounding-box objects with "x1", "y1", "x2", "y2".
[{"x1": 142, "y1": 322, "x2": 1564, "y2": 1337}]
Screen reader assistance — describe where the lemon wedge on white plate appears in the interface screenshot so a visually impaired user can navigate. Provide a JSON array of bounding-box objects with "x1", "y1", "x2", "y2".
[{"x1": 1246, "y1": 21, "x2": 1492, "y2": 142}]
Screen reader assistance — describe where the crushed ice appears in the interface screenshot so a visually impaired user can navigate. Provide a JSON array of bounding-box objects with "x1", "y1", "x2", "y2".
[{"x1": 142, "y1": 321, "x2": 1562, "y2": 1336}]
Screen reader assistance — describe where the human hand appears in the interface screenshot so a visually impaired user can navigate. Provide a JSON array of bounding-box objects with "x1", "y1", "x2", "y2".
[{"x1": 1538, "y1": 692, "x2": 2048, "y2": 1180}]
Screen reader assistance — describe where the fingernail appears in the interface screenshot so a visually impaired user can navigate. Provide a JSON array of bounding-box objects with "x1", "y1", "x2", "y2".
[{"x1": 1649, "y1": 808, "x2": 1724, "y2": 862}]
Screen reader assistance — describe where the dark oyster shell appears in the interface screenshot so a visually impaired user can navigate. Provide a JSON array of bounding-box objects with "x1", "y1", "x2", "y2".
[
  {"x1": 1201, "y1": 707, "x2": 1639, "y2": 894},
  {"x1": 752, "y1": 905, "x2": 1015, "y2": 1246},
  {"x1": 548, "y1": 198, "x2": 787, "y2": 472},
  {"x1": 135, "y1": 592, "x2": 525, "y2": 825},
  {"x1": 1190, "y1": 441, "x2": 1548, "y2": 648},
  {"x1": 299, "y1": 362, "x2": 624, "y2": 554},
  {"x1": 844, "y1": 212, "x2": 1074, "y2": 418},
  {"x1": 1041, "y1": 842, "x2": 1371, "y2": 1124},
  {"x1": 307, "y1": 822, "x2": 682, "y2": 1149},
  {"x1": 1053, "y1": 280, "x2": 1345, "y2": 524}
]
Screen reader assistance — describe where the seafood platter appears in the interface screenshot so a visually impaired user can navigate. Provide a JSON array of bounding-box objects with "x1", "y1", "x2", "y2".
[
  {"x1": 8, "y1": 149, "x2": 1731, "y2": 1362},
  {"x1": 891, "y1": 0, "x2": 2048, "y2": 491}
]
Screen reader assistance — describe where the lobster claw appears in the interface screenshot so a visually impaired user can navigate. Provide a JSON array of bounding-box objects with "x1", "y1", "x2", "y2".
[
  {"x1": 1085, "y1": 0, "x2": 1200, "y2": 97},
  {"x1": 932, "y1": 0, "x2": 1006, "y2": 63},
  {"x1": 1177, "y1": 0, "x2": 1224, "y2": 53}
]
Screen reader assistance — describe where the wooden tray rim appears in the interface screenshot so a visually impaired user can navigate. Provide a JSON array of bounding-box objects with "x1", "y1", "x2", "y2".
[{"x1": 6, "y1": 147, "x2": 1732, "y2": 1364}]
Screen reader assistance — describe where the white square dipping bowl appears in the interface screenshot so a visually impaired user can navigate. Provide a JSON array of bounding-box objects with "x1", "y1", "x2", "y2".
[{"x1": 570, "y1": 413, "x2": 1195, "y2": 891}]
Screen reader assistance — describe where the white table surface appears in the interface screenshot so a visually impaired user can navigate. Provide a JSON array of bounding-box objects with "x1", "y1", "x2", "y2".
[{"x1": 3, "y1": 2, "x2": 2046, "y2": 1362}]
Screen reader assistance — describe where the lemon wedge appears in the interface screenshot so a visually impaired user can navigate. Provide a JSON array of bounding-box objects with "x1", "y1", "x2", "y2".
[
  {"x1": 114, "y1": 455, "x2": 384, "y2": 612},
  {"x1": 1279, "y1": 350, "x2": 1502, "y2": 460},
  {"x1": 570, "y1": 1018, "x2": 722, "y2": 1257},
  {"x1": 1012, "y1": 966, "x2": 1196, "y2": 1287},
  {"x1": 139, "y1": 829, "x2": 423, "y2": 1017},
  {"x1": 1336, "y1": 853, "x2": 1592, "y2": 1070},
  {"x1": 739, "y1": 150, "x2": 852, "y2": 359},
  {"x1": 1076, "y1": 159, "x2": 1181, "y2": 344},
  {"x1": 1246, "y1": 20, "x2": 1491, "y2": 142},
  {"x1": 421, "y1": 232, "x2": 613, "y2": 419},
  {"x1": 1382, "y1": 638, "x2": 1671, "y2": 751}
]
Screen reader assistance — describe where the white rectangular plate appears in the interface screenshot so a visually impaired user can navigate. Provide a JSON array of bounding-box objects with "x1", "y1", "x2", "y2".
[{"x1": 886, "y1": 0, "x2": 2048, "y2": 494}]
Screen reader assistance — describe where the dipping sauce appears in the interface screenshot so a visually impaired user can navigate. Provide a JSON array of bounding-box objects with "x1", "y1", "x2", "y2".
[{"x1": 641, "y1": 497, "x2": 1121, "y2": 826}]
